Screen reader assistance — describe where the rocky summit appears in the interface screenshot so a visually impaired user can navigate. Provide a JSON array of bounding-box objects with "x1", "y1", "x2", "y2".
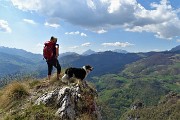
[
  {"x1": 0, "y1": 75, "x2": 101, "y2": 120},
  {"x1": 35, "y1": 83, "x2": 101, "y2": 120}
]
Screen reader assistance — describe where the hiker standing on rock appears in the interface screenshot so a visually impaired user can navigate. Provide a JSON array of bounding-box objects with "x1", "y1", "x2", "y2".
[{"x1": 43, "y1": 36, "x2": 61, "y2": 80}]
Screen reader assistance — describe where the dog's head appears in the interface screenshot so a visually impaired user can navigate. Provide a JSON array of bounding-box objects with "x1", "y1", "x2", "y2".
[{"x1": 83, "y1": 65, "x2": 93, "y2": 73}]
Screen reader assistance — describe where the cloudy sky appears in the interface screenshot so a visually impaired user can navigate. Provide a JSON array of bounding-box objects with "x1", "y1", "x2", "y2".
[{"x1": 0, "y1": 0, "x2": 180, "y2": 54}]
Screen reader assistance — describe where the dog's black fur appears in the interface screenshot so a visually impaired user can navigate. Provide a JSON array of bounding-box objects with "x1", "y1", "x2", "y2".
[{"x1": 62, "y1": 65, "x2": 93, "y2": 83}]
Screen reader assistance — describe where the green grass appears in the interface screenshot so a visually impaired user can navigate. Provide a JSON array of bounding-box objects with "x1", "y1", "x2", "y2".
[{"x1": 4, "y1": 104, "x2": 59, "y2": 120}]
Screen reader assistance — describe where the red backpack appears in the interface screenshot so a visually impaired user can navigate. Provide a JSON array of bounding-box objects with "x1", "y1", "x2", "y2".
[{"x1": 43, "y1": 41, "x2": 54, "y2": 60}]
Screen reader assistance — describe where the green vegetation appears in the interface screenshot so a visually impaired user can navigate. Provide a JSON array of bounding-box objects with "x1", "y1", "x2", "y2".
[
  {"x1": 120, "y1": 93, "x2": 180, "y2": 120},
  {"x1": 90, "y1": 52, "x2": 180, "y2": 120},
  {"x1": 92, "y1": 74, "x2": 171, "y2": 120}
]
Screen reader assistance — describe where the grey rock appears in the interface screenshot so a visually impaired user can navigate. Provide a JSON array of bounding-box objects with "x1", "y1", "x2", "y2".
[{"x1": 34, "y1": 84, "x2": 101, "y2": 120}]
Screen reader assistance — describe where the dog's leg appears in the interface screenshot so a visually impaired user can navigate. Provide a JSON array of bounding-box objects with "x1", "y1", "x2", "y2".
[
  {"x1": 61, "y1": 74, "x2": 69, "y2": 83},
  {"x1": 77, "y1": 79, "x2": 80, "y2": 85}
]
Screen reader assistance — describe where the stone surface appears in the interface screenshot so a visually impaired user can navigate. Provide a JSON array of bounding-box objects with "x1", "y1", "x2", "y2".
[{"x1": 34, "y1": 83, "x2": 101, "y2": 120}]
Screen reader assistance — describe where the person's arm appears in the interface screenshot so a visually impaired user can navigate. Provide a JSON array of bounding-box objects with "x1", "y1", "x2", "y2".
[{"x1": 55, "y1": 44, "x2": 59, "y2": 58}]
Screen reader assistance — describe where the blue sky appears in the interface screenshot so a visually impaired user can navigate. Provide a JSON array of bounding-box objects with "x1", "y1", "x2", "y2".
[{"x1": 0, "y1": 0, "x2": 179, "y2": 54}]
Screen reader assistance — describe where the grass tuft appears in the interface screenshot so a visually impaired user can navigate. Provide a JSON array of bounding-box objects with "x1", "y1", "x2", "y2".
[{"x1": 0, "y1": 81, "x2": 29, "y2": 108}]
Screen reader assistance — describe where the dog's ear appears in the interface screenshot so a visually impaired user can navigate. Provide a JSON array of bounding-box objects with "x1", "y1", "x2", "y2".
[{"x1": 85, "y1": 65, "x2": 91, "y2": 69}]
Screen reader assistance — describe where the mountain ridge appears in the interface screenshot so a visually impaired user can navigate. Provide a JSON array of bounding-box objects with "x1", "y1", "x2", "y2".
[
  {"x1": 170, "y1": 45, "x2": 180, "y2": 52},
  {"x1": 0, "y1": 45, "x2": 179, "y2": 78},
  {"x1": 0, "y1": 46, "x2": 42, "y2": 62}
]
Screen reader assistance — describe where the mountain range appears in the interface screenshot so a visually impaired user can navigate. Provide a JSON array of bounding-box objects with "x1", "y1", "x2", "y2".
[
  {"x1": 0, "y1": 45, "x2": 179, "y2": 78},
  {"x1": 0, "y1": 47, "x2": 130, "y2": 78}
]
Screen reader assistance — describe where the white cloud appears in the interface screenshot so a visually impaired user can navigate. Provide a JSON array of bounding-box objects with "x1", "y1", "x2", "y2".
[
  {"x1": 87, "y1": 0, "x2": 96, "y2": 10},
  {"x1": 65, "y1": 31, "x2": 87, "y2": 37},
  {"x1": 44, "y1": 22, "x2": 60, "y2": 28},
  {"x1": 125, "y1": 0, "x2": 180, "y2": 39},
  {"x1": 177, "y1": 39, "x2": 180, "y2": 42},
  {"x1": 23, "y1": 19, "x2": 36, "y2": 24},
  {"x1": 105, "y1": 0, "x2": 120, "y2": 13},
  {"x1": 66, "y1": 31, "x2": 80, "y2": 35},
  {"x1": 0, "y1": 19, "x2": 12, "y2": 33},
  {"x1": 96, "y1": 29, "x2": 107, "y2": 34},
  {"x1": 69, "y1": 46, "x2": 79, "y2": 49},
  {"x1": 80, "y1": 33, "x2": 87, "y2": 37},
  {"x1": 11, "y1": 0, "x2": 180, "y2": 39},
  {"x1": 81, "y1": 42, "x2": 91, "y2": 47},
  {"x1": 11, "y1": 0, "x2": 41, "y2": 11},
  {"x1": 102, "y1": 42, "x2": 134, "y2": 47}
]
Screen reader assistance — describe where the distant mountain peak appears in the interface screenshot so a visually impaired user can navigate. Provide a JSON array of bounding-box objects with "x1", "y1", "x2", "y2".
[{"x1": 82, "y1": 49, "x2": 96, "y2": 55}]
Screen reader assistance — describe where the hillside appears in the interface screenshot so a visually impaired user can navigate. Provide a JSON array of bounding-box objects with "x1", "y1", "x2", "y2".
[
  {"x1": 91, "y1": 51, "x2": 180, "y2": 120},
  {"x1": 121, "y1": 92, "x2": 180, "y2": 120},
  {"x1": 0, "y1": 74, "x2": 101, "y2": 120},
  {"x1": 122, "y1": 52, "x2": 180, "y2": 77},
  {"x1": 0, "y1": 47, "x2": 43, "y2": 78},
  {"x1": 0, "y1": 52, "x2": 37, "y2": 76},
  {"x1": 0, "y1": 46, "x2": 42, "y2": 62}
]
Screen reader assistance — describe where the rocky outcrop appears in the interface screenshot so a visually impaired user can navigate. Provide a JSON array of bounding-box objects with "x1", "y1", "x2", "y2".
[
  {"x1": 131, "y1": 102, "x2": 143, "y2": 110},
  {"x1": 35, "y1": 83, "x2": 101, "y2": 120}
]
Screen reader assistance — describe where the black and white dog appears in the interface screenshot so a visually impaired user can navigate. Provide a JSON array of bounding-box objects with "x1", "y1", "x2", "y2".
[{"x1": 62, "y1": 65, "x2": 93, "y2": 84}]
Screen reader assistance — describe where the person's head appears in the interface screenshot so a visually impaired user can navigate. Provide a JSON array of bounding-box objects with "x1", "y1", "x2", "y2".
[{"x1": 50, "y1": 36, "x2": 57, "y2": 43}]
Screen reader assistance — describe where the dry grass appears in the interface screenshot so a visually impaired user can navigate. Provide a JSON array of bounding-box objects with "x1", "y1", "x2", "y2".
[{"x1": 0, "y1": 81, "x2": 29, "y2": 108}]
